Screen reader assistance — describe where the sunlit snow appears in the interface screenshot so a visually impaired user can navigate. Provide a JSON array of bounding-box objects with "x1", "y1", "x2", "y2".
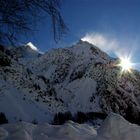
[{"x1": 26, "y1": 42, "x2": 38, "y2": 51}]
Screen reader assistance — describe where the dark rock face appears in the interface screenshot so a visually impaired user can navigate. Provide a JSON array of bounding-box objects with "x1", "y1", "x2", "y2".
[{"x1": 0, "y1": 46, "x2": 11, "y2": 66}]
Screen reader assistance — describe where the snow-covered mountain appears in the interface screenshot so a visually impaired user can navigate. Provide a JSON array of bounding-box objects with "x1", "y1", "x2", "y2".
[{"x1": 0, "y1": 40, "x2": 140, "y2": 125}]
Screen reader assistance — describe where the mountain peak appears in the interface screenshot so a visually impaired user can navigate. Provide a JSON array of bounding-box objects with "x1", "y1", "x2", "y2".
[
  {"x1": 77, "y1": 39, "x2": 94, "y2": 46},
  {"x1": 26, "y1": 42, "x2": 39, "y2": 52}
]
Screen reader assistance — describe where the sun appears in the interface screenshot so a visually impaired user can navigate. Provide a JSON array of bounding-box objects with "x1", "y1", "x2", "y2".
[{"x1": 117, "y1": 56, "x2": 133, "y2": 73}]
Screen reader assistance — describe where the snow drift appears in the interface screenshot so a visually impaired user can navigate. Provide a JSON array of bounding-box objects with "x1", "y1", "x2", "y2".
[{"x1": 0, "y1": 113, "x2": 140, "y2": 140}]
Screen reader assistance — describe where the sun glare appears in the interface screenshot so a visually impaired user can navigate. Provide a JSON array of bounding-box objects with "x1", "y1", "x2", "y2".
[{"x1": 118, "y1": 56, "x2": 133, "y2": 73}]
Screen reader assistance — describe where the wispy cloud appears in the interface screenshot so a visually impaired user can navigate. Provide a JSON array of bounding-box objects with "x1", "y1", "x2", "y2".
[{"x1": 81, "y1": 33, "x2": 119, "y2": 54}]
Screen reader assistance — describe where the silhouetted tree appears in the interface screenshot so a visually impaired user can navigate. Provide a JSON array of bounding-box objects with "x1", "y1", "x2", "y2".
[
  {"x1": 52, "y1": 112, "x2": 73, "y2": 125},
  {"x1": 0, "y1": 0, "x2": 68, "y2": 45},
  {"x1": 52, "y1": 111, "x2": 107, "y2": 125},
  {"x1": 125, "y1": 105, "x2": 140, "y2": 125},
  {"x1": 0, "y1": 112, "x2": 8, "y2": 124}
]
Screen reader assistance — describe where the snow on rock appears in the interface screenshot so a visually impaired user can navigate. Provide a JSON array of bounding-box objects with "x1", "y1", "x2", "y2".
[{"x1": 0, "y1": 113, "x2": 140, "y2": 140}]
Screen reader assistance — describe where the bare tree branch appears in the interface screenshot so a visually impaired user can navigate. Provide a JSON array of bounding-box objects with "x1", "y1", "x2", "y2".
[{"x1": 0, "y1": 0, "x2": 68, "y2": 46}]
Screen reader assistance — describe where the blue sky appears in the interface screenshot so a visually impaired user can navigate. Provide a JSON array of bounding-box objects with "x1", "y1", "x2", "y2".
[{"x1": 27, "y1": 0, "x2": 140, "y2": 69}]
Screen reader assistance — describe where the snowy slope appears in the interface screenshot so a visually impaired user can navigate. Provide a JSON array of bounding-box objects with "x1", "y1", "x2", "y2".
[
  {"x1": 0, "y1": 40, "x2": 140, "y2": 124},
  {"x1": 0, "y1": 80, "x2": 53, "y2": 122},
  {"x1": 0, "y1": 113, "x2": 140, "y2": 140}
]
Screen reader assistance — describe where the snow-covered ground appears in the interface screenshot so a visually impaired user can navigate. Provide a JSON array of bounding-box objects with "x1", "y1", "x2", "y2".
[{"x1": 0, "y1": 113, "x2": 140, "y2": 140}]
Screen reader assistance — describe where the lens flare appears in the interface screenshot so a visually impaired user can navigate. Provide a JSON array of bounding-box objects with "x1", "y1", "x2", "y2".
[{"x1": 117, "y1": 56, "x2": 134, "y2": 73}]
